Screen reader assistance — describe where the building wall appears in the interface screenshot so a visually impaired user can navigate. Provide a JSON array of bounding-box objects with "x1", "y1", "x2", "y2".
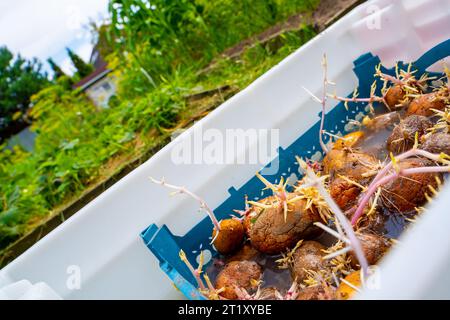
[
  {"x1": 85, "y1": 75, "x2": 117, "y2": 108},
  {"x1": 6, "y1": 126, "x2": 36, "y2": 151}
]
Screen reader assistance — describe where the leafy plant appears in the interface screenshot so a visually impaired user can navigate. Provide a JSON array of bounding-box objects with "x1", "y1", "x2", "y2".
[
  {"x1": 0, "y1": 46, "x2": 49, "y2": 142},
  {"x1": 66, "y1": 47, "x2": 94, "y2": 79}
]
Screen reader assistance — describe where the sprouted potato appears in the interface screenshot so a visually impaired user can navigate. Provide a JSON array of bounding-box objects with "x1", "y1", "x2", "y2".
[
  {"x1": 387, "y1": 115, "x2": 432, "y2": 154},
  {"x1": 214, "y1": 260, "x2": 262, "y2": 299},
  {"x1": 381, "y1": 158, "x2": 442, "y2": 213},
  {"x1": 384, "y1": 84, "x2": 407, "y2": 109},
  {"x1": 248, "y1": 194, "x2": 322, "y2": 254},
  {"x1": 348, "y1": 232, "x2": 390, "y2": 269},
  {"x1": 151, "y1": 57, "x2": 450, "y2": 300},
  {"x1": 329, "y1": 177, "x2": 362, "y2": 211},
  {"x1": 296, "y1": 282, "x2": 336, "y2": 300},
  {"x1": 212, "y1": 218, "x2": 245, "y2": 255},
  {"x1": 422, "y1": 132, "x2": 450, "y2": 155},
  {"x1": 407, "y1": 91, "x2": 448, "y2": 116},
  {"x1": 291, "y1": 241, "x2": 328, "y2": 283}
]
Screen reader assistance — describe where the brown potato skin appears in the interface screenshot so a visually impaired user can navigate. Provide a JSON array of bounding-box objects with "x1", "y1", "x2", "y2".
[
  {"x1": 387, "y1": 115, "x2": 432, "y2": 154},
  {"x1": 212, "y1": 219, "x2": 245, "y2": 255},
  {"x1": 215, "y1": 260, "x2": 262, "y2": 300},
  {"x1": 348, "y1": 233, "x2": 390, "y2": 268},
  {"x1": 292, "y1": 241, "x2": 328, "y2": 283},
  {"x1": 322, "y1": 149, "x2": 377, "y2": 181},
  {"x1": 385, "y1": 84, "x2": 406, "y2": 108},
  {"x1": 421, "y1": 132, "x2": 450, "y2": 155},
  {"x1": 297, "y1": 284, "x2": 336, "y2": 300},
  {"x1": 329, "y1": 177, "x2": 361, "y2": 211},
  {"x1": 382, "y1": 158, "x2": 442, "y2": 213},
  {"x1": 226, "y1": 243, "x2": 260, "y2": 263},
  {"x1": 249, "y1": 195, "x2": 322, "y2": 254},
  {"x1": 333, "y1": 131, "x2": 364, "y2": 150},
  {"x1": 244, "y1": 196, "x2": 283, "y2": 236},
  {"x1": 363, "y1": 112, "x2": 401, "y2": 131},
  {"x1": 243, "y1": 199, "x2": 268, "y2": 237},
  {"x1": 406, "y1": 92, "x2": 446, "y2": 116},
  {"x1": 326, "y1": 150, "x2": 378, "y2": 211}
]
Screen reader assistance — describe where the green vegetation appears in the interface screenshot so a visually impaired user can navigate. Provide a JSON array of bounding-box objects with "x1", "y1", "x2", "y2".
[
  {"x1": 66, "y1": 48, "x2": 94, "y2": 80},
  {"x1": 0, "y1": 0, "x2": 319, "y2": 254},
  {"x1": 47, "y1": 58, "x2": 66, "y2": 80},
  {"x1": 108, "y1": 0, "x2": 318, "y2": 95},
  {"x1": 0, "y1": 46, "x2": 49, "y2": 142}
]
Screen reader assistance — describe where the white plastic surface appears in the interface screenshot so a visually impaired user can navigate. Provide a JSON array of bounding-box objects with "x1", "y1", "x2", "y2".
[
  {"x1": 0, "y1": 280, "x2": 62, "y2": 300},
  {"x1": 1, "y1": 0, "x2": 450, "y2": 299}
]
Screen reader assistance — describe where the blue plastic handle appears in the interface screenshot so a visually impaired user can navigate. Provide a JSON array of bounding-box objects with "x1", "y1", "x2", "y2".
[{"x1": 414, "y1": 39, "x2": 450, "y2": 73}]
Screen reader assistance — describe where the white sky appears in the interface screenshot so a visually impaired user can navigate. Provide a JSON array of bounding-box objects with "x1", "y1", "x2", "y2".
[{"x1": 0, "y1": 0, "x2": 109, "y2": 75}]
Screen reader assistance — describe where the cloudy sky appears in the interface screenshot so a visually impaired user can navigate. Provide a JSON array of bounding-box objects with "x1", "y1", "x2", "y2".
[{"x1": 0, "y1": 0, "x2": 109, "y2": 75}]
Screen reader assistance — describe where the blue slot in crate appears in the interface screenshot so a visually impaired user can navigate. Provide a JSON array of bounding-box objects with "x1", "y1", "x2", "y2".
[{"x1": 141, "y1": 39, "x2": 450, "y2": 300}]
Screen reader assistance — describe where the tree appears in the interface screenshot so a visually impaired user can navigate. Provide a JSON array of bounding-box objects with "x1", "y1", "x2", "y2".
[
  {"x1": 89, "y1": 21, "x2": 115, "y2": 59},
  {"x1": 66, "y1": 47, "x2": 94, "y2": 78},
  {"x1": 47, "y1": 58, "x2": 65, "y2": 79},
  {"x1": 0, "y1": 46, "x2": 49, "y2": 141}
]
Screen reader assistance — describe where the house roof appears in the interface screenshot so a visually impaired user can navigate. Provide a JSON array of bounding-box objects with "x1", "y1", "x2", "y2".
[
  {"x1": 72, "y1": 60, "x2": 111, "y2": 91},
  {"x1": 89, "y1": 45, "x2": 107, "y2": 69}
]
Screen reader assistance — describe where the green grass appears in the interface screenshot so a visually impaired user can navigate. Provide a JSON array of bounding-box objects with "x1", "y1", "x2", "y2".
[
  {"x1": 0, "y1": 0, "x2": 318, "y2": 253},
  {"x1": 108, "y1": 0, "x2": 319, "y2": 97}
]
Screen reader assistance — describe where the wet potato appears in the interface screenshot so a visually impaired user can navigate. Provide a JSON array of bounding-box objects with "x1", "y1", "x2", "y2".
[
  {"x1": 348, "y1": 232, "x2": 390, "y2": 269},
  {"x1": 215, "y1": 260, "x2": 262, "y2": 300},
  {"x1": 382, "y1": 157, "x2": 442, "y2": 213},
  {"x1": 329, "y1": 176, "x2": 362, "y2": 211},
  {"x1": 333, "y1": 131, "x2": 365, "y2": 150},
  {"x1": 296, "y1": 283, "x2": 336, "y2": 300},
  {"x1": 324, "y1": 148, "x2": 378, "y2": 212},
  {"x1": 421, "y1": 132, "x2": 450, "y2": 155},
  {"x1": 212, "y1": 218, "x2": 245, "y2": 255},
  {"x1": 249, "y1": 194, "x2": 322, "y2": 254},
  {"x1": 291, "y1": 241, "x2": 328, "y2": 283},
  {"x1": 323, "y1": 148, "x2": 378, "y2": 182},
  {"x1": 387, "y1": 115, "x2": 432, "y2": 154},
  {"x1": 384, "y1": 84, "x2": 406, "y2": 109},
  {"x1": 363, "y1": 112, "x2": 401, "y2": 131},
  {"x1": 225, "y1": 243, "x2": 260, "y2": 263},
  {"x1": 406, "y1": 92, "x2": 446, "y2": 116},
  {"x1": 242, "y1": 198, "x2": 269, "y2": 236}
]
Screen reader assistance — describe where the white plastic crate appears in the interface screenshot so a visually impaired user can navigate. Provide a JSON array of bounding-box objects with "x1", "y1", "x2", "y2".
[{"x1": 1, "y1": 0, "x2": 450, "y2": 299}]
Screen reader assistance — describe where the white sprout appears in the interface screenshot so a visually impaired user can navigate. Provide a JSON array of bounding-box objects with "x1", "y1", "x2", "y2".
[
  {"x1": 150, "y1": 177, "x2": 221, "y2": 242},
  {"x1": 296, "y1": 156, "x2": 369, "y2": 281}
]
